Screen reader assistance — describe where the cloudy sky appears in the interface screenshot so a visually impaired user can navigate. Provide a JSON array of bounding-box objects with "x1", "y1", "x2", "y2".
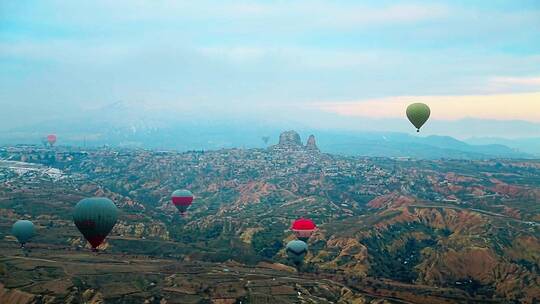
[{"x1": 1, "y1": 1, "x2": 539, "y2": 137}]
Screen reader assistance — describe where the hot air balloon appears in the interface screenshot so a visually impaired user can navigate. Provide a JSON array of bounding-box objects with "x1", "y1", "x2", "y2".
[
  {"x1": 47, "y1": 134, "x2": 57, "y2": 146},
  {"x1": 12, "y1": 220, "x2": 35, "y2": 248},
  {"x1": 171, "y1": 189, "x2": 194, "y2": 216},
  {"x1": 291, "y1": 218, "x2": 316, "y2": 242},
  {"x1": 286, "y1": 240, "x2": 308, "y2": 267},
  {"x1": 73, "y1": 197, "x2": 118, "y2": 251},
  {"x1": 261, "y1": 136, "x2": 270, "y2": 145},
  {"x1": 406, "y1": 103, "x2": 430, "y2": 132}
]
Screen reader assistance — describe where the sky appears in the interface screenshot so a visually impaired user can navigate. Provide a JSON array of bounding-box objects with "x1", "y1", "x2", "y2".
[{"x1": 1, "y1": 0, "x2": 540, "y2": 138}]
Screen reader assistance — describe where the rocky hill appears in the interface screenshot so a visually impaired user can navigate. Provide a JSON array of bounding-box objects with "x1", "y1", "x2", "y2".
[{"x1": 272, "y1": 131, "x2": 320, "y2": 154}]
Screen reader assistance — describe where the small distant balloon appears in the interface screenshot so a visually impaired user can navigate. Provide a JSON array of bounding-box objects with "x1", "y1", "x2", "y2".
[
  {"x1": 47, "y1": 134, "x2": 57, "y2": 146},
  {"x1": 261, "y1": 136, "x2": 270, "y2": 145},
  {"x1": 406, "y1": 103, "x2": 430, "y2": 132},
  {"x1": 12, "y1": 220, "x2": 35, "y2": 248},
  {"x1": 73, "y1": 197, "x2": 118, "y2": 251},
  {"x1": 171, "y1": 189, "x2": 194, "y2": 216}
]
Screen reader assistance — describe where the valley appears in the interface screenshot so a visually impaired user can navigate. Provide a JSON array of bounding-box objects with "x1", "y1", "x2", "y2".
[{"x1": 0, "y1": 131, "x2": 539, "y2": 303}]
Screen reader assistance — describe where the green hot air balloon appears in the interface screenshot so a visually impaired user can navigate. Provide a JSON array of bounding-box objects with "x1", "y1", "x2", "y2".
[
  {"x1": 286, "y1": 240, "x2": 308, "y2": 267},
  {"x1": 406, "y1": 103, "x2": 431, "y2": 132},
  {"x1": 12, "y1": 220, "x2": 35, "y2": 248},
  {"x1": 73, "y1": 197, "x2": 118, "y2": 251}
]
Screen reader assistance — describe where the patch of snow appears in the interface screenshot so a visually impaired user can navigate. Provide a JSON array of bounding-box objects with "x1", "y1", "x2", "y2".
[{"x1": 0, "y1": 160, "x2": 66, "y2": 181}]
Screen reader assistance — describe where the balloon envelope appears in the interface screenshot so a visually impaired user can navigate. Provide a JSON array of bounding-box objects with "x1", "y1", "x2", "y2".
[
  {"x1": 406, "y1": 103, "x2": 430, "y2": 132},
  {"x1": 286, "y1": 240, "x2": 308, "y2": 265},
  {"x1": 47, "y1": 134, "x2": 57, "y2": 146},
  {"x1": 291, "y1": 218, "x2": 316, "y2": 241},
  {"x1": 171, "y1": 189, "x2": 194, "y2": 215},
  {"x1": 73, "y1": 197, "x2": 118, "y2": 249},
  {"x1": 12, "y1": 220, "x2": 35, "y2": 246}
]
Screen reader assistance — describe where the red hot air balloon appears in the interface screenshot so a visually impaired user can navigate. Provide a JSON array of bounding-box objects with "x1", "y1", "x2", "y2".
[
  {"x1": 47, "y1": 134, "x2": 57, "y2": 146},
  {"x1": 291, "y1": 218, "x2": 317, "y2": 242},
  {"x1": 171, "y1": 189, "x2": 194, "y2": 216}
]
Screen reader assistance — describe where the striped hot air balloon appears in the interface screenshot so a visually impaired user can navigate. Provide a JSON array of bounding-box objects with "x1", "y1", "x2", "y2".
[
  {"x1": 171, "y1": 189, "x2": 194, "y2": 216},
  {"x1": 291, "y1": 218, "x2": 317, "y2": 242}
]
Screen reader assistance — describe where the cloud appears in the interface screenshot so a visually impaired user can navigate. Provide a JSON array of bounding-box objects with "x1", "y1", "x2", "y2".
[
  {"x1": 197, "y1": 45, "x2": 382, "y2": 68},
  {"x1": 1, "y1": 0, "x2": 539, "y2": 136},
  {"x1": 198, "y1": 46, "x2": 267, "y2": 63},
  {"x1": 0, "y1": 1, "x2": 452, "y2": 47},
  {"x1": 317, "y1": 92, "x2": 540, "y2": 122},
  {"x1": 492, "y1": 77, "x2": 540, "y2": 86},
  {"x1": 479, "y1": 76, "x2": 540, "y2": 94}
]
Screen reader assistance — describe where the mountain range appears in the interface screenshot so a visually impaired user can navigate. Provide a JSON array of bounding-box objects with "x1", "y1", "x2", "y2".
[
  {"x1": 0, "y1": 101, "x2": 538, "y2": 159},
  {"x1": 465, "y1": 137, "x2": 540, "y2": 157}
]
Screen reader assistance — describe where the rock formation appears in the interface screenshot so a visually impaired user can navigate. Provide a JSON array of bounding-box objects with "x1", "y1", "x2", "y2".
[
  {"x1": 306, "y1": 134, "x2": 319, "y2": 152},
  {"x1": 278, "y1": 130, "x2": 303, "y2": 148},
  {"x1": 273, "y1": 131, "x2": 320, "y2": 153}
]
